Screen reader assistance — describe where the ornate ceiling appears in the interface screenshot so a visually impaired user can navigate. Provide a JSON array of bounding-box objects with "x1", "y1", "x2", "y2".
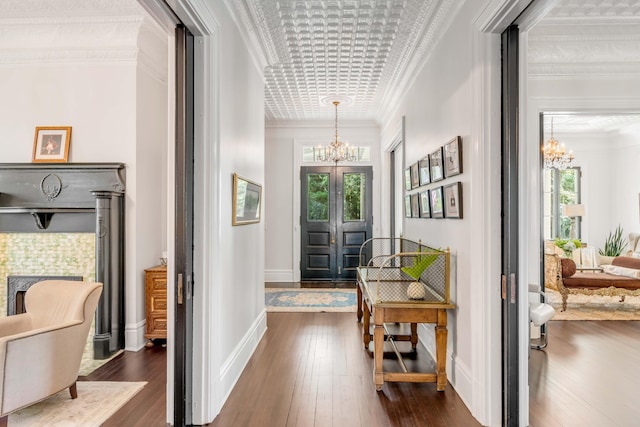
[
  {"x1": 229, "y1": 0, "x2": 640, "y2": 123},
  {"x1": 227, "y1": 0, "x2": 461, "y2": 121}
]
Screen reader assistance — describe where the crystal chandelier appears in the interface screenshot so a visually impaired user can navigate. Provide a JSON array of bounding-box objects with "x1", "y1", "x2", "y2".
[
  {"x1": 543, "y1": 117, "x2": 574, "y2": 169},
  {"x1": 315, "y1": 101, "x2": 357, "y2": 164}
]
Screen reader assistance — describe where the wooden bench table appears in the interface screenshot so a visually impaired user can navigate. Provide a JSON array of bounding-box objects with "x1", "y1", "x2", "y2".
[{"x1": 357, "y1": 267, "x2": 455, "y2": 391}]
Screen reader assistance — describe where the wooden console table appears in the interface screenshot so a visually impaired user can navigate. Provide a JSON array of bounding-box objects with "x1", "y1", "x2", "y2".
[{"x1": 357, "y1": 266, "x2": 455, "y2": 391}]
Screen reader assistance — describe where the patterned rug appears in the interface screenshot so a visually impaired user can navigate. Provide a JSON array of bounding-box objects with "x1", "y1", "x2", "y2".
[
  {"x1": 8, "y1": 381, "x2": 146, "y2": 426},
  {"x1": 546, "y1": 288, "x2": 640, "y2": 320},
  {"x1": 265, "y1": 288, "x2": 357, "y2": 312}
]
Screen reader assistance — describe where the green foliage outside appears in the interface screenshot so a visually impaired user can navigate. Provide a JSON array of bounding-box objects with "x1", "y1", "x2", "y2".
[
  {"x1": 343, "y1": 173, "x2": 364, "y2": 221},
  {"x1": 558, "y1": 169, "x2": 577, "y2": 239},
  {"x1": 307, "y1": 174, "x2": 329, "y2": 221}
]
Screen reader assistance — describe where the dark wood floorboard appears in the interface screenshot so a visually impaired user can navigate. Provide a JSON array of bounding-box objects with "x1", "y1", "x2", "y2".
[
  {"x1": 93, "y1": 313, "x2": 640, "y2": 426},
  {"x1": 529, "y1": 320, "x2": 640, "y2": 427},
  {"x1": 206, "y1": 312, "x2": 479, "y2": 427},
  {"x1": 267, "y1": 281, "x2": 357, "y2": 289},
  {"x1": 79, "y1": 344, "x2": 167, "y2": 427}
]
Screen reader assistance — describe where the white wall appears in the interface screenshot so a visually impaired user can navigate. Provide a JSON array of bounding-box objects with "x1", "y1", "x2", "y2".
[
  {"x1": 378, "y1": 1, "x2": 502, "y2": 423},
  {"x1": 0, "y1": 6, "x2": 168, "y2": 352},
  {"x1": 264, "y1": 121, "x2": 381, "y2": 282}
]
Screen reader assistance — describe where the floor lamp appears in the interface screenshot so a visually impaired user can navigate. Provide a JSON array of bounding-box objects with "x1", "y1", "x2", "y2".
[{"x1": 563, "y1": 204, "x2": 584, "y2": 239}]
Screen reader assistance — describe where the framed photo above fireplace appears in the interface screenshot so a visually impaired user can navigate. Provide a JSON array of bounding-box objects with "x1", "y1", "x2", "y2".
[{"x1": 32, "y1": 126, "x2": 72, "y2": 163}]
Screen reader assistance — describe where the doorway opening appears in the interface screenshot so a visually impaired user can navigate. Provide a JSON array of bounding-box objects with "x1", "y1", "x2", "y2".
[{"x1": 300, "y1": 165, "x2": 373, "y2": 281}]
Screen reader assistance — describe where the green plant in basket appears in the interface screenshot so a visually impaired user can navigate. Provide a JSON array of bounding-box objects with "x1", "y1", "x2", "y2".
[
  {"x1": 599, "y1": 225, "x2": 627, "y2": 257},
  {"x1": 401, "y1": 249, "x2": 440, "y2": 300}
]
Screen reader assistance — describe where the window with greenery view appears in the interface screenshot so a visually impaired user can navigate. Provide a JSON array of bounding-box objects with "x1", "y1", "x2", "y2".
[
  {"x1": 343, "y1": 172, "x2": 365, "y2": 221},
  {"x1": 543, "y1": 167, "x2": 581, "y2": 239},
  {"x1": 307, "y1": 173, "x2": 329, "y2": 221}
]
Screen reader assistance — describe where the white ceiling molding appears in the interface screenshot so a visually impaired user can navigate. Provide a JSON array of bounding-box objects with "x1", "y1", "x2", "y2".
[{"x1": 0, "y1": 0, "x2": 151, "y2": 65}]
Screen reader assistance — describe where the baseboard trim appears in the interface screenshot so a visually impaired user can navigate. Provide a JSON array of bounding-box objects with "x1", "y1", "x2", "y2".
[
  {"x1": 417, "y1": 323, "x2": 473, "y2": 408},
  {"x1": 124, "y1": 319, "x2": 147, "y2": 352},
  {"x1": 265, "y1": 269, "x2": 294, "y2": 282},
  {"x1": 219, "y1": 309, "x2": 268, "y2": 403}
]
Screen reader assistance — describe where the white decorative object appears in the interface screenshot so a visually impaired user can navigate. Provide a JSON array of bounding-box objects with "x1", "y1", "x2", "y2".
[{"x1": 407, "y1": 281, "x2": 426, "y2": 300}]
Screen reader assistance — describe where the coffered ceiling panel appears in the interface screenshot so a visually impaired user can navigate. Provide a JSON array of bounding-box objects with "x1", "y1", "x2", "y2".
[{"x1": 230, "y1": 0, "x2": 460, "y2": 121}]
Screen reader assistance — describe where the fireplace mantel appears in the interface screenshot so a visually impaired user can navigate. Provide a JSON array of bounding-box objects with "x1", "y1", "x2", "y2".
[{"x1": 0, "y1": 163, "x2": 125, "y2": 358}]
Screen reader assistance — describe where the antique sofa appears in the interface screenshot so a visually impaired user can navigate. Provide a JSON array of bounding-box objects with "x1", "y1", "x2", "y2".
[{"x1": 545, "y1": 253, "x2": 640, "y2": 311}]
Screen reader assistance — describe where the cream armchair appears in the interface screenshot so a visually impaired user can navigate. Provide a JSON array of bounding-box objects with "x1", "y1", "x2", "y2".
[{"x1": 0, "y1": 280, "x2": 102, "y2": 418}]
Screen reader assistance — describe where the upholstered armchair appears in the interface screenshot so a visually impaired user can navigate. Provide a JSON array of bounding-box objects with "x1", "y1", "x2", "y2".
[{"x1": 0, "y1": 280, "x2": 103, "y2": 418}]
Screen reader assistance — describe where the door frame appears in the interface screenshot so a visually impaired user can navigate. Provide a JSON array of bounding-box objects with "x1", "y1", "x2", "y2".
[
  {"x1": 300, "y1": 165, "x2": 373, "y2": 281},
  {"x1": 292, "y1": 138, "x2": 376, "y2": 282}
]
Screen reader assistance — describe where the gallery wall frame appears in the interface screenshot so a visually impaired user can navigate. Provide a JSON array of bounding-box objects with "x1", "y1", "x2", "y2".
[
  {"x1": 32, "y1": 126, "x2": 72, "y2": 163},
  {"x1": 419, "y1": 190, "x2": 430, "y2": 218},
  {"x1": 404, "y1": 168, "x2": 412, "y2": 191},
  {"x1": 429, "y1": 147, "x2": 444, "y2": 182},
  {"x1": 411, "y1": 193, "x2": 420, "y2": 218},
  {"x1": 232, "y1": 173, "x2": 262, "y2": 225},
  {"x1": 430, "y1": 186, "x2": 444, "y2": 218},
  {"x1": 410, "y1": 162, "x2": 420, "y2": 189},
  {"x1": 419, "y1": 158, "x2": 430, "y2": 186},
  {"x1": 443, "y1": 136, "x2": 462, "y2": 178},
  {"x1": 404, "y1": 195, "x2": 412, "y2": 218},
  {"x1": 443, "y1": 182, "x2": 462, "y2": 218}
]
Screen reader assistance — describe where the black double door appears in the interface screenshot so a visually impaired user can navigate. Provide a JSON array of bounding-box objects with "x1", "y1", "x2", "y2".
[{"x1": 300, "y1": 166, "x2": 373, "y2": 281}]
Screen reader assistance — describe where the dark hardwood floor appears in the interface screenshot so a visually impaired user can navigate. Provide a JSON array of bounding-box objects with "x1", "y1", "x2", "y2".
[
  {"x1": 92, "y1": 314, "x2": 640, "y2": 426},
  {"x1": 529, "y1": 320, "x2": 640, "y2": 427}
]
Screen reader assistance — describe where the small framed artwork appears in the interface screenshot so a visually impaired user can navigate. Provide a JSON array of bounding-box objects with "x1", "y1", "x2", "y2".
[
  {"x1": 411, "y1": 193, "x2": 420, "y2": 218},
  {"x1": 419, "y1": 190, "x2": 430, "y2": 218},
  {"x1": 419, "y1": 158, "x2": 430, "y2": 186},
  {"x1": 410, "y1": 162, "x2": 420, "y2": 189},
  {"x1": 404, "y1": 195, "x2": 412, "y2": 218},
  {"x1": 32, "y1": 126, "x2": 72, "y2": 163},
  {"x1": 430, "y1": 186, "x2": 444, "y2": 218},
  {"x1": 404, "y1": 168, "x2": 412, "y2": 191},
  {"x1": 444, "y1": 182, "x2": 462, "y2": 218},
  {"x1": 429, "y1": 147, "x2": 444, "y2": 182},
  {"x1": 232, "y1": 173, "x2": 262, "y2": 225},
  {"x1": 444, "y1": 136, "x2": 462, "y2": 178}
]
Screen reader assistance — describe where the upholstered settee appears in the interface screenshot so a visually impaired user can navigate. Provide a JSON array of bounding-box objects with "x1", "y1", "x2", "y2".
[{"x1": 545, "y1": 254, "x2": 640, "y2": 311}]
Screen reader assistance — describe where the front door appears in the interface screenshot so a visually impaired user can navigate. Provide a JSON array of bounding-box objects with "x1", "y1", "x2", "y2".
[{"x1": 300, "y1": 166, "x2": 373, "y2": 281}]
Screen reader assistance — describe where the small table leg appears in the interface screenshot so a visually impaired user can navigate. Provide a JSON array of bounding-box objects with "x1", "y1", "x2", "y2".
[
  {"x1": 356, "y1": 283, "x2": 363, "y2": 322},
  {"x1": 410, "y1": 322, "x2": 418, "y2": 351},
  {"x1": 373, "y1": 320, "x2": 385, "y2": 391},
  {"x1": 435, "y1": 309, "x2": 448, "y2": 391},
  {"x1": 363, "y1": 300, "x2": 371, "y2": 350}
]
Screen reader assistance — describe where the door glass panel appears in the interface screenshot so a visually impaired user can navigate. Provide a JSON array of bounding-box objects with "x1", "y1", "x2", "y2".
[
  {"x1": 307, "y1": 173, "x2": 329, "y2": 221},
  {"x1": 343, "y1": 172, "x2": 365, "y2": 221}
]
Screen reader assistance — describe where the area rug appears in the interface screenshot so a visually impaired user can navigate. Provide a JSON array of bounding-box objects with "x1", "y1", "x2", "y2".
[
  {"x1": 546, "y1": 288, "x2": 640, "y2": 320},
  {"x1": 265, "y1": 288, "x2": 357, "y2": 312},
  {"x1": 8, "y1": 381, "x2": 146, "y2": 426}
]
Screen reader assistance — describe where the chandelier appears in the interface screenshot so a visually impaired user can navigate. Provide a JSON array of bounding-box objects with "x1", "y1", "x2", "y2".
[
  {"x1": 315, "y1": 101, "x2": 357, "y2": 164},
  {"x1": 543, "y1": 117, "x2": 574, "y2": 169}
]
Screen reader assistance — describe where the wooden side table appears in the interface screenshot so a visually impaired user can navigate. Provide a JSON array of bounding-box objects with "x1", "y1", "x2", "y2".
[{"x1": 144, "y1": 265, "x2": 167, "y2": 347}]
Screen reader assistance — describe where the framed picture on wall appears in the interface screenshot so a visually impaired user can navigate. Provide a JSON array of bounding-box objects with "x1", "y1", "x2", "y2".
[
  {"x1": 411, "y1": 193, "x2": 420, "y2": 218},
  {"x1": 444, "y1": 136, "x2": 462, "y2": 178},
  {"x1": 443, "y1": 182, "x2": 462, "y2": 218},
  {"x1": 430, "y1": 186, "x2": 444, "y2": 218},
  {"x1": 429, "y1": 147, "x2": 444, "y2": 182},
  {"x1": 419, "y1": 190, "x2": 430, "y2": 218},
  {"x1": 404, "y1": 195, "x2": 412, "y2": 218},
  {"x1": 232, "y1": 173, "x2": 262, "y2": 225},
  {"x1": 32, "y1": 126, "x2": 72, "y2": 163},
  {"x1": 410, "y1": 162, "x2": 420, "y2": 189},
  {"x1": 419, "y1": 158, "x2": 430, "y2": 186},
  {"x1": 404, "y1": 168, "x2": 412, "y2": 191}
]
